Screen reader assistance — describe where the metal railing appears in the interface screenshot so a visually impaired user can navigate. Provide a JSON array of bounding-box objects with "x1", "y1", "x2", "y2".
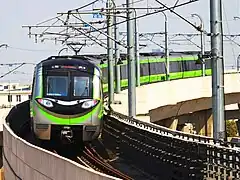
[{"x1": 104, "y1": 107, "x2": 240, "y2": 179}]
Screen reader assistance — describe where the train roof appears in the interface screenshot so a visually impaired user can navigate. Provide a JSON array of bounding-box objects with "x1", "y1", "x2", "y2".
[
  {"x1": 78, "y1": 51, "x2": 211, "y2": 59},
  {"x1": 37, "y1": 55, "x2": 101, "y2": 69}
]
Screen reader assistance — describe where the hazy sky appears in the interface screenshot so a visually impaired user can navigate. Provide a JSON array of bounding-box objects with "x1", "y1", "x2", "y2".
[{"x1": 0, "y1": 0, "x2": 240, "y2": 83}]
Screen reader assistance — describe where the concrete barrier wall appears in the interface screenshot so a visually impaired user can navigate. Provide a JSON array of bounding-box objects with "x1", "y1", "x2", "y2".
[
  {"x1": 149, "y1": 93, "x2": 240, "y2": 122},
  {"x1": 137, "y1": 72, "x2": 240, "y2": 122},
  {"x1": 3, "y1": 123, "x2": 119, "y2": 180},
  {"x1": 112, "y1": 71, "x2": 240, "y2": 117},
  {"x1": 0, "y1": 108, "x2": 11, "y2": 132},
  {"x1": 3, "y1": 72, "x2": 240, "y2": 179},
  {"x1": 145, "y1": 72, "x2": 240, "y2": 111}
]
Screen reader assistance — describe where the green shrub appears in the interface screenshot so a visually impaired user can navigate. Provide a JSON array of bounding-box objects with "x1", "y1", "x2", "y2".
[{"x1": 226, "y1": 120, "x2": 238, "y2": 137}]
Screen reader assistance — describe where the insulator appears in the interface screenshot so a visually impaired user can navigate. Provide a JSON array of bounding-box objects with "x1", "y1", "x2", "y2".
[
  {"x1": 35, "y1": 34, "x2": 37, "y2": 43},
  {"x1": 28, "y1": 27, "x2": 31, "y2": 38}
]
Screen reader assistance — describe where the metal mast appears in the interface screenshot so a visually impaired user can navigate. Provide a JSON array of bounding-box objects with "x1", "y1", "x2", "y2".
[
  {"x1": 107, "y1": 0, "x2": 114, "y2": 105},
  {"x1": 192, "y1": 13, "x2": 206, "y2": 77},
  {"x1": 210, "y1": 0, "x2": 225, "y2": 140},
  {"x1": 162, "y1": 12, "x2": 169, "y2": 80},
  {"x1": 114, "y1": 12, "x2": 121, "y2": 93},
  {"x1": 134, "y1": 10, "x2": 140, "y2": 87},
  {"x1": 127, "y1": 0, "x2": 136, "y2": 117}
]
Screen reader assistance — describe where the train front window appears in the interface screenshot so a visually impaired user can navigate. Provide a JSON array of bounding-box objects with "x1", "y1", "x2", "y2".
[
  {"x1": 46, "y1": 76, "x2": 68, "y2": 96},
  {"x1": 73, "y1": 76, "x2": 90, "y2": 97}
]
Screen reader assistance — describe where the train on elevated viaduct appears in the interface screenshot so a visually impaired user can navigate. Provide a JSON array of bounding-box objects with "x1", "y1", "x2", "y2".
[{"x1": 29, "y1": 51, "x2": 210, "y2": 144}]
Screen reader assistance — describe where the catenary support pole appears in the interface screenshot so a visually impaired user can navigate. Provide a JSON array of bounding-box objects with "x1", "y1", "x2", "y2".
[
  {"x1": 107, "y1": 0, "x2": 114, "y2": 105},
  {"x1": 238, "y1": 54, "x2": 240, "y2": 71},
  {"x1": 114, "y1": 14, "x2": 121, "y2": 93},
  {"x1": 210, "y1": 0, "x2": 225, "y2": 141},
  {"x1": 134, "y1": 10, "x2": 140, "y2": 87},
  {"x1": 192, "y1": 13, "x2": 205, "y2": 76},
  {"x1": 162, "y1": 12, "x2": 169, "y2": 80},
  {"x1": 200, "y1": 23, "x2": 206, "y2": 77},
  {"x1": 127, "y1": 0, "x2": 136, "y2": 117}
]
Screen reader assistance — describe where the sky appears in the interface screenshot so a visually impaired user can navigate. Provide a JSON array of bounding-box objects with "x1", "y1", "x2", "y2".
[{"x1": 0, "y1": 0, "x2": 240, "y2": 83}]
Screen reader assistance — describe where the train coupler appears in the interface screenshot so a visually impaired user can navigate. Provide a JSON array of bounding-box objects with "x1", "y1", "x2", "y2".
[{"x1": 61, "y1": 126, "x2": 73, "y2": 140}]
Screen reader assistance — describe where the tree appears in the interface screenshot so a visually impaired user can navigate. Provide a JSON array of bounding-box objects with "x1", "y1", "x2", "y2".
[{"x1": 226, "y1": 120, "x2": 238, "y2": 137}]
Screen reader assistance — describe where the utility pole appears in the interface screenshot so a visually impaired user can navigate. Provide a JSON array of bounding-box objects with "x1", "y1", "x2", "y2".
[
  {"x1": 200, "y1": 20, "x2": 205, "y2": 77},
  {"x1": 127, "y1": 0, "x2": 136, "y2": 117},
  {"x1": 192, "y1": 13, "x2": 205, "y2": 77},
  {"x1": 107, "y1": 0, "x2": 114, "y2": 105},
  {"x1": 114, "y1": 13, "x2": 121, "y2": 93},
  {"x1": 162, "y1": 12, "x2": 169, "y2": 80},
  {"x1": 134, "y1": 10, "x2": 140, "y2": 87},
  {"x1": 210, "y1": 0, "x2": 225, "y2": 141},
  {"x1": 237, "y1": 54, "x2": 240, "y2": 71}
]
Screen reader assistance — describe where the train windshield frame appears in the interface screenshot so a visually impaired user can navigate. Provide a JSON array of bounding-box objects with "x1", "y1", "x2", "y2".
[
  {"x1": 73, "y1": 76, "x2": 90, "y2": 97},
  {"x1": 43, "y1": 68, "x2": 94, "y2": 101},
  {"x1": 46, "y1": 75, "x2": 69, "y2": 97}
]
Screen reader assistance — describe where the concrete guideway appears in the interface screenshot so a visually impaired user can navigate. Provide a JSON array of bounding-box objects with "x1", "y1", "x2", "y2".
[
  {"x1": 0, "y1": 109, "x2": 11, "y2": 132},
  {"x1": 111, "y1": 70, "x2": 240, "y2": 135},
  {"x1": 2, "y1": 122, "x2": 121, "y2": 180},
  {"x1": 0, "y1": 102, "x2": 120, "y2": 179},
  {"x1": 2, "y1": 70, "x2": 240, "y2": 179}
]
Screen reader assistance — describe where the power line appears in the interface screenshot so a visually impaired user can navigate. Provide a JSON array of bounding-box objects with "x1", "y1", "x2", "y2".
[
  {"x1": 7, "y1": 46, "x2": 60, "y2": 52},
  {"x1": 0, "y1": 63, "x2": 35, "y2": 79},
  {"x1": 0, "y1": 63, "x2": 25, "y2": 79},
  {"x1": 23, "y1": 0, "x2": 198, "y2": 48},
  {"x1": 0, "y1": 63, "x2": 36, "y2": 66},
  {"x1": 86, "y1": 0, "x2": 199, "y2": 33}
]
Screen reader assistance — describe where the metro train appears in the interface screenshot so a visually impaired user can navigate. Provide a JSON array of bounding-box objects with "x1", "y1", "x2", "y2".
[
  {"x1": 29, "y1": 56, "x2": 104, "y2": 143},
  {"x1": 29, "y1": 52, "x2": 210, "y2": 144}
]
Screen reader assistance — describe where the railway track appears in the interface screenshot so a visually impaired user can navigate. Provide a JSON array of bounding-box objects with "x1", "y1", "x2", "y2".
[
  {"x1": 77, "y1": 144, "x2": 133, "y2": 180},
  {"x1": 21, "y1": 121, "x2": 148, "y2": 179},
  {"x1": 50, "y1": 142, "x2": 132, "y2": 180}
]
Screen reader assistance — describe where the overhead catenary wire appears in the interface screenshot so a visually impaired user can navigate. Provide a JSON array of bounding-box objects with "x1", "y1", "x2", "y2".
[
  {"x1": 6, "y1": 46, "x2": 60, "y2": 52},
  {"x1": 28, "y1": 0, "x2": 198, "y2": 36},
  {"x1": 22, "y1": 0, "x2": 199, "y2": 53},
  {"x1": 69, "y1": 0, "x2": 100, "y2": 12},
  {"x1": 86, "y1": 0, "x2": 199, "y2": 33},
  {"x1": 222, "y1": 1, "x2": 236, "y2": 64},
  {"x1": 0, "y1": 63, "x2": 34, "y2": 79},
  {"x1": 56, "y1": 16, "x2": 108, "y2": 49}
]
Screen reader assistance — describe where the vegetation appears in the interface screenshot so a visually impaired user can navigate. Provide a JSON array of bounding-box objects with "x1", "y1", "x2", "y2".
[{"x1": 226, "y1": 120, "x2": 238, "y2": 137}]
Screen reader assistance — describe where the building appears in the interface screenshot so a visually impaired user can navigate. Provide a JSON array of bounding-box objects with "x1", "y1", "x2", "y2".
[
  {"x1": 0, "y1": 90, "x2": 31, "y2": 108},
  {"x1": 0, "y1": 82, "x2": 31, "y2": 92}
]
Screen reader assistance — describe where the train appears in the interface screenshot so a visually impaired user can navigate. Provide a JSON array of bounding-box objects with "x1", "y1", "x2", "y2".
[
  {"x1": 99, "y1": 52, "x2": 212, "y2": 92},
  {"x1": 29, "y1": 56, "x2": 104, "y2": 144},
  {"x1": 29, "y1": 52, "x2": 211, "y2": 144}
]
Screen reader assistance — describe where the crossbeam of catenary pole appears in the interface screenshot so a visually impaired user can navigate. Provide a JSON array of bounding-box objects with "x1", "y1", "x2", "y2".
[
  {"x1": 56, "y1": 17, "x2": 109, "y2": 49},
  {"x1": 71, "y1": 14, "x2": 127, "y2": 48},
  {"x1": 86, "y1": 0, "x2": 199, "y2": 33},
  {"x1": 22, "y1": 21, "x2": 106, "y2": 28},
  {"x1": 23, "y1": 0, "x2": 198, "y2": 43}
]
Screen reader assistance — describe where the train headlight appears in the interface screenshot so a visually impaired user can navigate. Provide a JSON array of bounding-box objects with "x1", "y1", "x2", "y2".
[
  {"x1": 82, "y1": 100, "x2": 98, "y2": 109},
  {"x1": 37, "y1": 98, "x2": 53, "y2": 108}
]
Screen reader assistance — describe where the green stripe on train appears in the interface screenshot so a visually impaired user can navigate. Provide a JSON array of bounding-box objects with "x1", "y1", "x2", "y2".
[
  {"x1": 98, "y1": 56, "x2": 199, "y2": 68},
  {"x1": 103, "y1": 69, "x2": 212, "y2": 93},
  {"x1": 37, "y1": 102, "x2": 101, "y2": 124}
]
